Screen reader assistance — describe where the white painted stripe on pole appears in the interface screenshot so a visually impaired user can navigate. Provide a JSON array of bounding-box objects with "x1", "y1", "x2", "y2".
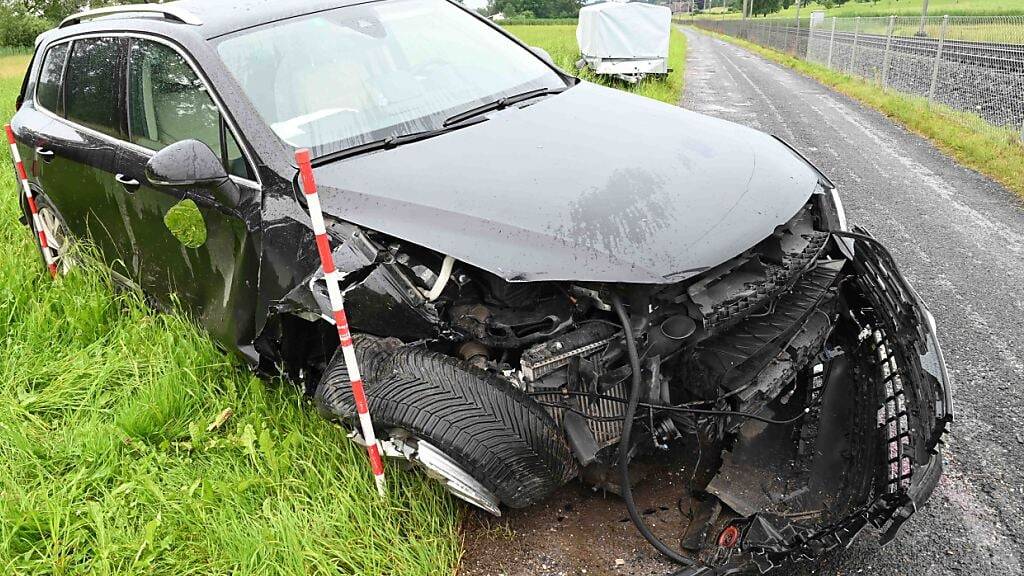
[
  {"x1": 325, "y1": 271, "x2": 344, "y2": 306},
  {"x1": 358, "y1": 411, "x2": 377, "y2": 441},
  {"x1": 306, "y1": 193, "x2": 327, "y2": 235},
  {"x1": 341, "y1": 344, "x2": 362, "y2": 383}
]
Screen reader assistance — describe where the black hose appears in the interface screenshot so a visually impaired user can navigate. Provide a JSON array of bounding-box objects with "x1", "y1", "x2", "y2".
[{"x1": 610, "y1": 293, "x2": 697, "y2": 567}]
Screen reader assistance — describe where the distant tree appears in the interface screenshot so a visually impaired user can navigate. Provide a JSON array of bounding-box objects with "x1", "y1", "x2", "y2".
[
  {"x1": 486, "y1": 0, "x2": 581, "y2": 18},
  {"x1": 2, "y1": 0, "x2": 150, "y2": 22}
]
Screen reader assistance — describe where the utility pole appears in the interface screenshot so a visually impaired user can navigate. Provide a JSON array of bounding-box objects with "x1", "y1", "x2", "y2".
[{"x1": 917, "y1": 0, "x2": 930, "y2": 37}]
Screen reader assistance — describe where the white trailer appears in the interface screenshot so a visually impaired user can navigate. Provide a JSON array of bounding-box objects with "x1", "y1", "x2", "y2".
[{"x1": 576, "y1": 1, "x2": 672, "y2": 83}]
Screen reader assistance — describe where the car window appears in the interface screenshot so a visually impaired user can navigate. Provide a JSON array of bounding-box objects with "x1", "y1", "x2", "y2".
[
  {"x1": 65, "y1": 37, "x2": 122, "y2": 137},
  {"x1": 36, "y1": 42, "x2": 69, "y2": 114},
  {"x1": 127, "y1": 39, "x2": 252, "y2": 180},
  {"x1": 216, "y1": 0, "x2": 565, "y2": 158}
]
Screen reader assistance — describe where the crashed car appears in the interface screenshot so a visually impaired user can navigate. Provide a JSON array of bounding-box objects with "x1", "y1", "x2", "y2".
[{"x1": 10, "y1": 0, "x2": 951, "y2": 572}]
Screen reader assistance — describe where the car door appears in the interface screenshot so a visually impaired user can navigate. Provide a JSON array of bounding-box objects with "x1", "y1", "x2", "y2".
[
  {"x1": 115, "y1": 37, "x2": 261, "y2": 347},
  {"x1": 26, "y1": 36, "x2": 136, "y2": 281}
]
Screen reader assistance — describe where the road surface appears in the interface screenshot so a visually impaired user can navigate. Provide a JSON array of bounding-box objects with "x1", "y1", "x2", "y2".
[{"x1": 680, "y1": 27, "x2": 1024, "y2": 575}]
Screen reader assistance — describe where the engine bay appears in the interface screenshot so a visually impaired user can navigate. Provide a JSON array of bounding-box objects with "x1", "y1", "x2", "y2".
[{"x1": 270, "y1": 195, "x2": 950, "y2": 572}]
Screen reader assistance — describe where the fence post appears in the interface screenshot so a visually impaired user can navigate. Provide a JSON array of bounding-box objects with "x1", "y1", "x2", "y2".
[
  {"x1": 796, "y1": 16, "x2": 803, "y2": 56},
  {"x1": 928, "y1": 15, "x2": 949, "y2": 103},
  {"x1": 826, "y1": 17, "x2": 837, "y2": 69},
  {"x1": 850, "y1": 16, "x2": 861, "y2": 73},
  {"x1": 881, "y1": 15, "x2": 896, "y2": 88},
  {"x1": 784, "y1": 19, "x2": 791, "y2": 54}
]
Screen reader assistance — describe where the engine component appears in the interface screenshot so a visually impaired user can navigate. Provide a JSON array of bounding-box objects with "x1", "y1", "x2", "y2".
[
  {"x1": 457, "y1": 340, "x2": 490, "y2": 369},
  {"x1": 678, "y1": 259, "x2": 844, "y2": 402},
  {"x1": 448, "y1": 278, "x2": 574, "y2": 348},
  {"x1": 520, "y1": 322, "x2": 619, "y2": 383},
  {"x1": 683, "y1": 206, "x2": 830, "y2": 331}
]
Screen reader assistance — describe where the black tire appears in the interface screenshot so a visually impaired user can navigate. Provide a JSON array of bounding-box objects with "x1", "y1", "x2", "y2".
[{"x1": 314, "y1": 337, "x2": 577, "y2": 508}]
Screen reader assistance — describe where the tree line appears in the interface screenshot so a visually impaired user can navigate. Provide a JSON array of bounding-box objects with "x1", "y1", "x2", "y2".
[{"x1": 0, "y1": 0, "x2": 149, "y2": 46}]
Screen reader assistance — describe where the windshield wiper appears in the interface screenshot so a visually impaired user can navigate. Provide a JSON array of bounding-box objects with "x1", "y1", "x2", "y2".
[
  {"x1": 311, "y1": 116, "x2": 488, "y2": 166},
  {"x1": 442, "y1": 86, "x2": 567, "y2": 128}
]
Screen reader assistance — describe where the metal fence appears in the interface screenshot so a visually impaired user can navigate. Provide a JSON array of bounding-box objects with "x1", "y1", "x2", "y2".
[{"x1": 685, "y1": 15, "x2": 1024, "y2": 139}]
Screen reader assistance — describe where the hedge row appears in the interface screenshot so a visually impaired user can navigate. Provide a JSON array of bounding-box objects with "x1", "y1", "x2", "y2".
[
  {"x1": 0, "y1": 11, "x2": 52, "y2": 48},
  {"x1": 496, "y1": 18, "x2": 578, "y2": 26}
]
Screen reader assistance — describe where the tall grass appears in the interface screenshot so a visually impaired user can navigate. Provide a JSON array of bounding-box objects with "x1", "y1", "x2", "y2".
[
  {"x1": 505, "y1": 24, "x2": 687, "y2": 105},
  {"x1": 0, "y1": 61, "x2": 460, "y2": 575}
]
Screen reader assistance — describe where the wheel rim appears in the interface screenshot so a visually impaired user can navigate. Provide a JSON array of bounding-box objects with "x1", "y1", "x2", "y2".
[
  {"x1": 381, "y1": 430, "x2": 502, "y2": 516},
  {"x1": 37, "y1": 205, "x2": 71, "y2": 274}
]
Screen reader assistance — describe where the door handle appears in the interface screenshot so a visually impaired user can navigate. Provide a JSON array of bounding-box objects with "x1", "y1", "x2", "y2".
[
  {"x1": 115, "y1": 173, "x2": 141, "y2": 192},
  {"x1": 35, "y1": 147, "x2": 55, "y2": 162}
]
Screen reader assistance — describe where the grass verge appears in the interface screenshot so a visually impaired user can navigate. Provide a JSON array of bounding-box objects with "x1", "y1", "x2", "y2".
[
  {"x1": 693, "y1": 27, "x2": 1024, "y2": 202},
  {"x1": 697, "y1": 0, "x2": 1024, "y2": 18},
  {"x1": 504, "y1": 24, "x2": 687, "y2": 104},
  {"x1": 0, "y1": 57, "x2": 460, "y2": 575}
]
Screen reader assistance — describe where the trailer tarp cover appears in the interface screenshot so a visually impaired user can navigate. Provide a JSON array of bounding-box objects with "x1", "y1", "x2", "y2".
[{"x1": 576, "y1": 1, "x2": 671, "y2": 60}]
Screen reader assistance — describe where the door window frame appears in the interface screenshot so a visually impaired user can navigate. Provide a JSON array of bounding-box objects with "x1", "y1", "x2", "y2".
[
  {"x1": 32, "y1": 32, "x2": 261, "y2": 190},
  {"x1": 33, "y1": 40, "x2": 72, "y2": 116}
]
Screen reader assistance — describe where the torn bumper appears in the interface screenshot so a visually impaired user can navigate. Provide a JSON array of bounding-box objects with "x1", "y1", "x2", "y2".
[{"x1": 682, "y1": 228, "x2": 953, "y2": 575}]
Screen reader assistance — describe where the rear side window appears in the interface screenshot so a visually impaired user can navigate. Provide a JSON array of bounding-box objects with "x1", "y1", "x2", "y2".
[
  {"x1": 35, "y1": 43, "x2": 69, "y2": 114},
  {"x1": 127, "y1": 39, "x2": 253, "y2": 180},
  {"x1": 65, "y1": 37, "x2": 123, "y2": 138}
]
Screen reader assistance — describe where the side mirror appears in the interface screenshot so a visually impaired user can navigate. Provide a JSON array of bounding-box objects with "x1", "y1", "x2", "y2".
[
  {"x1": 530, "y1": 46, "x2": 555, "y2": 66},
  {"x1": 146, "y1": 139, "x2": 228, "y2": 189}
]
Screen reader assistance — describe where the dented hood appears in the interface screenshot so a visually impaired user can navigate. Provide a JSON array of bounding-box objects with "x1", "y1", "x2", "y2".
[{"x1": 312, "y1": 81, "x2": 818, "y2": 283}]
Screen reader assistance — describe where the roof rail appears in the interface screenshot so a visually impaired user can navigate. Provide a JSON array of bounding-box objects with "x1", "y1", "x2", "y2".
[{"x1": 59, "y1": 5, "x2": 203, "y2": 28}]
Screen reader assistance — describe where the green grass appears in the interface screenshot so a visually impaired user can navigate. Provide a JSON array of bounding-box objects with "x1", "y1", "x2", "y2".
[
  {"x1": 703, "y1": 0, "x2": 1024, "y2": 18},
  {"x1": 0, "y1": 63, "x2": 461, "y2": 575},
  {"x1": 504, "y1": 24, "x2": 687, "y2": 104},
  {"x1": 691, "y1": 27, "x2": 1024, "y2": 201}
]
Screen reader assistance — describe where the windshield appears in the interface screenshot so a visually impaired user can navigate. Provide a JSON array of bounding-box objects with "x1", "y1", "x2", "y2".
[{"x1": 216, "y1": 0, "x2": 566, "y2": 158}]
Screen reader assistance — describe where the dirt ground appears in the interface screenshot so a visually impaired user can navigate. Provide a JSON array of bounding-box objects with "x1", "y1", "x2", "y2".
[{"x1": 460, "y1": 468, "x2": 688, "y2": 576}]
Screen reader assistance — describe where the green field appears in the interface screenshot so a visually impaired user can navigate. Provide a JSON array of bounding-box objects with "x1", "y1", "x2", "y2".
[
  {"x1": 504, "y1": 24, "x2": 687, "y2": 104},
  {"x1": 704, "y1": 0, "x2": 1024, "y2": 18},
  {"x1": 0, "y1": 24, "x2": 686, "y2": 575}
]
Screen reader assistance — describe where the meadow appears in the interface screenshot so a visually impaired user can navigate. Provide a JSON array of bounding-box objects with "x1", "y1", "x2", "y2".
[
  {"x1": 0, "y1": 22, "x2": 686, "y2": 575},
  {"x1": 709, "y1": 0, "x2": 1024, "y2": 18},
  {"x1": 505, "y1": 24, "x2": 687, "y2": 104}
]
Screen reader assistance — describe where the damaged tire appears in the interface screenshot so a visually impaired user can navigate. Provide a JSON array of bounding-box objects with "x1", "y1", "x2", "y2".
[{"x1": 314, "y1": 336, "x2": 576, "y2": 509}]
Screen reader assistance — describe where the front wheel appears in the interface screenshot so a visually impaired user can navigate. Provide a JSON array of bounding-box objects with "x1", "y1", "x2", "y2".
[
  {"x1": 25, "y1": 192, "x2": 72, "y2": 276},
  {"x1": 314, "y1": 336, "x2": 577, "y2": 512}
]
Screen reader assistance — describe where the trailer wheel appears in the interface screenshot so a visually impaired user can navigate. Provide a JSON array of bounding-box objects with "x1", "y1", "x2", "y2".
[{"x1": 314, "y1": 337, "x2": 576, "y2": 510}]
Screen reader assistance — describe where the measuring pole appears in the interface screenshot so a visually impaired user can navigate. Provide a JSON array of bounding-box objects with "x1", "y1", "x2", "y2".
[
  {"x1": 295, "y1": 148, "x2": 386, "y2": 496},
  {"x1": 5, "y1": 124, "x2": 57, "y2": 278}
]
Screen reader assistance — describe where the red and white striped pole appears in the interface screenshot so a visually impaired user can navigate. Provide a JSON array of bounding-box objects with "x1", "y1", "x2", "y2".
[
  {"x1": 295, "y1": 148, "x2": 386, "y2": 496},
  {"x1": 5, "y1": 124, "x2": 57, "y2": 278}
]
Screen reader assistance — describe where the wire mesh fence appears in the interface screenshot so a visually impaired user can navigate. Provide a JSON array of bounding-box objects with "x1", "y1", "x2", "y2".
[{"x1": 684, "y1": 15, "x2": 1024, "y2": 139}]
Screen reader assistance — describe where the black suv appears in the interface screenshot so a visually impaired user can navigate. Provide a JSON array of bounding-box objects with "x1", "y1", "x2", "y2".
[{"x1": 10, "y1": 1, "x2": 951, "y2": 573}]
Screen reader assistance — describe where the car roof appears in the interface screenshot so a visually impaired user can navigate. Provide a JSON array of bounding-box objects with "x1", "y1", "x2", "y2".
[{"x1": 52, "y1": 0, "x2": 387, "y2": 41}]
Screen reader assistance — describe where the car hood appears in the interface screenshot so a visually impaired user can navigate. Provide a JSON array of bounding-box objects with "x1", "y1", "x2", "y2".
[{"x1": 312, "y1": 81, "x2": 818, "y2": 283}]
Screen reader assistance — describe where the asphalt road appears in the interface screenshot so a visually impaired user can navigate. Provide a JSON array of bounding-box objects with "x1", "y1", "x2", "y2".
[{"x1": 679, "y1": 27, "x2": 1024, "y2": 575}]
